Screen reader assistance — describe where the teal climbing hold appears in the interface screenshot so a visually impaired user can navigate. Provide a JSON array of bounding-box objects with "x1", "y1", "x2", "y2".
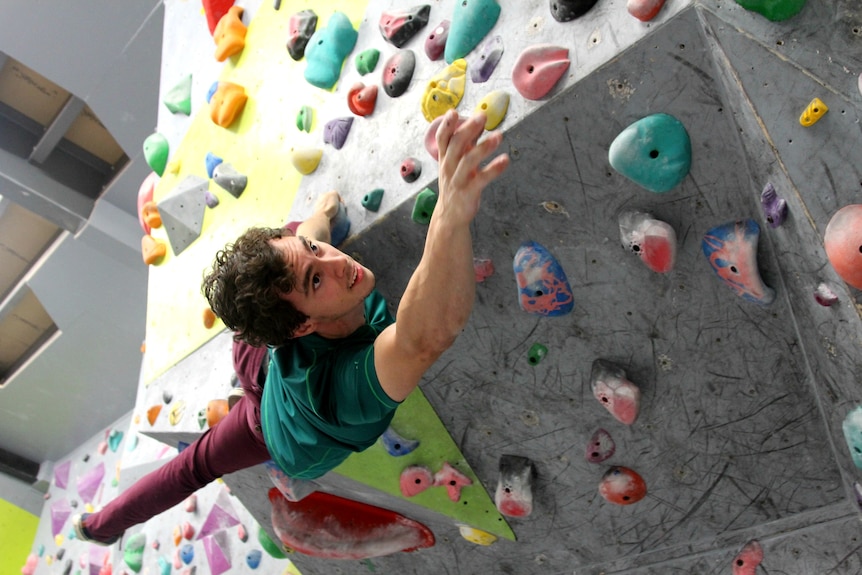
[
  {"x1": 412, "y1": 188, "x2": 438, "y2": 224},
  {"x1": 107, "y1": 430, "x2": 123, "y2": 452},
  {"x1": 608, "y1": 113, "x2": 691, "y2": 193},
  {"x1": 296, "y1": 105, "x2": 313, "y2": 132},
  {"x1": 304, "y1": 12, "x2": 358, "y2": 90},
  {"x1": 164, "y1": 74, "x2": 192, "y2": 115},
  {"x1": 355, "y1": 48, "x2": 380, "y2": 75},
  {"x1": 362, "y1": 188, "x2": 384, "y2": 212},
  {"x1": 734, "y1": 0, "x2": 806, "y2": 21},
  {"x1": 843, "y1": 406, "x2": 862, "y2": 469},
  {"x1": 445, "y1": 0, "x2": 501, "y2": 64},
  {"x1": 143, "y1": 133, "x2": 169, "y2": 177}
]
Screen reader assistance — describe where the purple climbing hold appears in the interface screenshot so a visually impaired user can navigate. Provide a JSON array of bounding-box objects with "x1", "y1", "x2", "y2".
[
  {"x1": 400, "y1": 157, "x2": 422, "y2": 183},
  {"x1": 424, "y1": 20, "x2": 450, "y2": 61},
  {"x1": 550, "y1": 0, "x2": 600, "y2": 22},
  {"x1": 205, "y1": 191, "x2": 220, "y2": 208},
  {"x1": 468, "y1": 35, "x2": 504, "y2": 83},
  {"x1": 323, "y1": 117, "x2": 354, "y2": 150},
  {"x1": 585, "y1": 428, "x2": 616, "y2": 463},
  {"x1": 286, "y1": 9, "x2": 318, "y2": 61},
  {"x1": 513, "y1": 241, "x2": 574, "y2": 317},
  {"x1": 760, "y1": 182, "x2": 788, "y2": 228},
  {"x1": 379, "y1": 5, "x2": 431, "y2": 48},
  {"x1": 382, "y1": 50, "x2": 416, "y2": 98},
  {"x1": 702, "y1": 219, "x2": 775, "y2": 305}
]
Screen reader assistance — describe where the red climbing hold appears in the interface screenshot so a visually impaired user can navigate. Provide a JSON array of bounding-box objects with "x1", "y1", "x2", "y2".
[
  {"x1": 495, "y1": 455, "x2": 535, "y2": 518},
  {"x1": 203, "y1": 0, "x2": 235, "y2": 35},
  {"x1": 347, "y1": 82, "x2": 378, "y2": 117},
  {"x1": 399, "y1": 466, "x2": 434, "y2": 497},
  {"x1": 590, "y1": 359, "x2": 641, "y2": 425},
  {"x1": 824, "y1": 204, "x2": 862, "y2": 290},
  {"x1": 598, "y1": 466, "x2": 646, "y2": 505},
  {"x1": 627, "y1": 0, "x2": 666, "y2": 21},
  {"x1": 433, "y1": 462, "x2": 472, "y2": 502},
  {"x1": 732, "y1": 540, "x2": 764, "y2": 575}
]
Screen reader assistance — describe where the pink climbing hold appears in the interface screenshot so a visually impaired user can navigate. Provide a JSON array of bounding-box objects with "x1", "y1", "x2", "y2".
[
  {"x1": 585, "y1": 428, "x2": 616, "y2": 463},
  {"x1": 814, "y1": 282, "x2": 838, "y2": 306},
  {"x1": 400, "y1": 466, "x2": 434, "y2": 497},
  {"x1": 512, "y1": 45, "x2": 570, "y2": 100},
  {"x1": 618, "y1": 211, "x2": 677, "y2": 273},
  {"x1": 474, "y1": 258, "x2": 495, "y2": 282},
  {"x1": 824, "y1": 204, "x2": 862, "y2": 290},
  {"x1": 434, "y1": 462, "x2": 473, "y2": 502},
  {"x1": 627, "y1": 0, "x2": 666, "y2": 21},
  {"x1": 590, "y1": 359, "x2": 641, "y2": 425},
  {"x1": 424, "y1": 114, "x2": 467, "y2": 161},
  {"x1": 599, "y1": 466, "x2": 647, "y2": 505},
  {"x1": 181, "y1": 521, "x2": 195, "y2": 540},
  {"x1": 347, "y1": 82, "x2": 378, "y2": 116},
  {"x1": 495, "y1": 455, "x2": 535, "y2": 518},
  {"x1": 184, "y1": 494, "x2": 197, "y2": 512},
  {"x1": 137, "y1": 172, "x2": 159, "y2": 235},
  {"x1": 732, "y1": 540, "x2": 764, "y2": 575}
]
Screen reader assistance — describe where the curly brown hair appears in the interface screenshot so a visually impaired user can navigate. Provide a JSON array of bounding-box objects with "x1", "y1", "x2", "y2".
[{"x1": 202, "y1": 226, "x2": 308, "y2": 347}]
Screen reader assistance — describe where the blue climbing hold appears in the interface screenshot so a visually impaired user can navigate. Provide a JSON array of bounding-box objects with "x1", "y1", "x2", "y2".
[
  {"x1": 608, "y1": 113, "x2": 691, "y2": 193},
  {"x1": 304, "y1": 12, "x2": 358, "y2": 90},
  {"x1": 702, "y1": 219, "x2": 775, "y2": 305},
  {"x1": 445, "y1": 0, "x2": 501, "y2": 64},
  {"x1": 205, "y1": 152, "x2": 223, "y2": 178},
  {"x1": 180, "y1": 543, "x2": 194, "y2": 565},
  {"x1": 246, "y1": 549, "x2": 263, "y2": 569},
  {"x1": 381, "y1": 426, "x2": 420, "y2": 456},
  {"x1": 330, "y1": 202, "x2": 350, "y2": 246},
  {"x1": 513, "y1": 241, "x2": 574, "y2": 317}
]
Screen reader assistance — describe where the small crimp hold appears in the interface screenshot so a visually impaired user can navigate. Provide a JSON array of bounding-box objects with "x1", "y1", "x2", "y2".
[
  {"x1": 458, "y1": 525, "x2": 497, "y2": 546},
  {"x1": 380, "y1": 425, "x2": 419, "y2": 456},
  {"x1": 475, "y1": 90, "x2": 509, "y2": 130},
  {"x1": 434, "y1": 462, "x2": 473, "y2": 502},
  {"x1": 473, "y1": 258, "x2": 494, "y2": 282},
  {"x1": 362, "y1": 188, "x2": 384, "y2": 212},
  {"x1": 205, "y1": 191, "x2": 220, "y2": 208},
  {"x1": 355, "y1": 48, "x2": 380, "y2": 75},
  {"x1": 205, "y1": 152, "x2": 223, "y2": 178},
  {"x1": 296, "y1": 105, "x2": 313, "y2": 132},
  {"x1": 590, "y1": 359, "x2": 641, "y2": 425},
  {"x1": 799, "y1": 97, "x2": 828, "y2": 127},
  {"x1": 527, "y1": 343, "x2": 548, "y2": 366},
  {"x1": 400, "y1": 465, "x2": 434, "y2": 497},
  {"x1": 585, "y1": 428, "x2": 616, "y2": 463},
  {"x1": 424, "y1": 20, "x2": 450, "y2": 61},
  {"x1": 495, "y1": 455, "x2": 535, "y2": 517},
  {"x1": 400, "y1": 157, "x2": 422, "y2": 183},
  {"x1": 760, "y1": 182, "x2": 788, "y2": 228},
  {"x1": 814, "y1": 282, "x2": 838, "y2": 306},
  {"x1": 732, "y1": 540, "x2": 764, "y2": 575}
]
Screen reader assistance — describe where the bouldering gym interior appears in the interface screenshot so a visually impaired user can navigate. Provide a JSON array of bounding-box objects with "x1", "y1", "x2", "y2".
[{"x1": 2, "y1": 0, "x2": 862, "y2": 573}]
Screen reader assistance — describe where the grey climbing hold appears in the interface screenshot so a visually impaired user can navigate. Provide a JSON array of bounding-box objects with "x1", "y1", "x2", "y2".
[{"x1": 213, "y1": 163, "x2": 248, "y2": 198}]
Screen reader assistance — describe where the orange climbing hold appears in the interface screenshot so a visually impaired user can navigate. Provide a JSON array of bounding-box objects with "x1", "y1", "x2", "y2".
[
  {"x1": 203, "y1": 0, "x2": 235, "y2": 35},
  {"x1": 206, "y1": 399, "x2": 230, "y2": 427},
  {"x1": 141, "y1": 201, "x2": 162, "y2": 229},
  {"x1": 141, "y1": 235, "x2": 166, "y2": 265},
  {"x1": 202, "y1": 308, "x2": 217, "y2": 329},
  {"x1": 213, "y1": 5, "x2": 247, "y2": 61},
  {"x1": 146, "y1": 405, "x2": 162, "y2": 426},
  {"x1": 210, "y1": 82, "x2": 248, "y2": 128}
]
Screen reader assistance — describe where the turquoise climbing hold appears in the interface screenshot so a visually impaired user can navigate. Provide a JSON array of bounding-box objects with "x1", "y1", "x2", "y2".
[
  {"x1": 445, "y1": 0, "x2": 501, "y2": 64},
  {"x1": 304, "y1": 12, "x2": 358, "y2": 90},
  {"x1": 143, "y1": 133, "x2": 169, "y2": 177},
  {"x1": 412, "y1": 188, "x2": 438, "y2": 224},
  {"x1": 362, "y1": 188, "x2": 384, "y2": 212},
  {"x1": 844, "y1": 406, "x2": 862, "y2": 469},
  {"x1": 734, "y1": 0, "x2": 806, "y2": 21},
  {"x1": 608, "y1": 113, "x2": 691, "y2": 193}
]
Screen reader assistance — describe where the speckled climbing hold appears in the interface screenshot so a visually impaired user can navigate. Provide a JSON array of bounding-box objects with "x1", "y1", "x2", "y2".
[
  {"x1": 209, "y1": 82, "x2": 247, "y2": 128},
  {"x1": 296, "y1": 105, "x2": 313, "y2": 132},
  {"x1": 468, "y1": 35, "x2": 504, "y2": 83},
  {"x1": 207, "y1": 399, "x2": 229, "y2": 427},
  {"x1": 362, "y1": 188, "x2": 385, "y2": 212},
  {"x1": 599, "y1": 466, "x2": 646, "y2": 505},
  {"x1": 760, "y1": 182, "x2": 787, "y2": 228},
  {"x1": 290, "y1": 147, "x2": 323, "y2": 175},
  {"x1": 513, "y1": 241, "x2": 574, "y2": 317},
  {"x1": 825, "y1": 205, "x2": 862, "y2": 290},
  {"x1": 246, "y1": 549, "x2": 262, "y2": 569},
  {"x1": 618, "y1": 211, "x2": 677, "y2": 273},
  {"x1": 527, "y1": 343, "x2": 548, "y2": 365},
  {"x1": 304, "y1": 12, "x2": 358, "y2": 90},
  {"x1": 412, "y1": 188, "x2": 437, "y2": 224},
  {"x1": 323, "y1": 117, "x2": 353, "y2": 150},
  {"x1": 141, "y1": 202, "x2": 162, "y2": 230},
  {"x1": 330, "y1": 202, "x2": 351, "y2": 247},
  {"x1": 381, "y1": 425, "x2": 419, "y2": 456},
  {"x1": 382, "y1": 50, "x2": 416, "y2": 98},
  {"x1": 425, "y1": 20, "x2": 450, "y2": 61},
  {"x1": 143, "y1": 133, "x2": 169, "y2": 176},
  {"x1": 400, "y1": 157, "x2": 421, "y2": 183},
  {"x1": 355, "y1": 48, "x2": 380, "y2": 76},
  {"x1": 213, "y1": 5, "x2": 246, "y2": 61},
  {"x1": 205, "y1": 191, "x2": 219, "y2": 208},
  {"x1": 164, "y1": 74, "x2": 192, "y2": 115},
  {"x1": 609, "y1": 113, "x2": 691, "y2": 193},
  {"x1": 732, "y1": 540, "x2": 764, "y2": 575},
  {"x1": 379, "y1": 5, "x2": 431, "y2": 48},
  {"x1": 446, "y1": 0, "x2": 500, "y2": 64},
  {"x1": 474, "y1": 258, "x2": 494, "y2": 282},
  {"x1": 799, "y1": 96, "x2": 828, "y2": 126},
  {"x1": 512, "y1": 44, "x2": 570, "y2": 100},
  {"x1": 347, "y1": 82, "x2": 378, "y2": 116},
  {"x1": 169, "y1": 401, "x2": 186, "y2": 426},
  {"x1": 474, "y1": 90, "x2": 509, "y2": 130},
  {"x1": 550, "y1": 0, "x2": 599, "y2": 21},
  {"x1": 142, "y1": 235, "x2": 166, "y2": 266},
  {"x1": 434, "y1": 462, "x2": 473, "y2": 502},
  {"x1": 400, "y1": 465, "x2": 434, "y2": 497},
  {"x1": 591, "y1": 359, "x2": 641, "y2": 425},
  {"x1": 123, "y1": 533, "x2": 146, "y2": 573},
  {"x1": 421, "y1": 59, "x2": 467, "y2": 122},
  {"x1": 734, "y1": 0, "x2": 806, "y2": 21},
  {"x1": 458, "y1": 525, "x2": 497, "y2": 546},
  {"x1": 495, "y1": 455, "x2": 535, "y2": 517},
  {"x1": 702, "y1": 219, "x2": 775, "y2": 304},
  {"x1": 627, "y1": 0, "x2": 666, "y2": 21},
  {"x1": 585, "y1": 428, "x2": 616, "y2": 463},
  {"x1": 180, "y1": 543, "x2": 194, "y2": 564},
  {"x1": 213, "y1": 163, "x2": 247, "y2": 198},
  {"x1": 287, "y1": 9, "x2": 317, "y2": 61},
  {"x1": 814, "y1": 282, "x2": 838, "y2": 306},
  {"x1": 205, "y1": 152, "x2": 223, "y2": 178}
]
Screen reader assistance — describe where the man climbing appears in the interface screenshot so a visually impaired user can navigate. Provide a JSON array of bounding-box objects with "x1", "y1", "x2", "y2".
[{"x1": 73, "y1": 110, "x2": 510, "y2": 545}]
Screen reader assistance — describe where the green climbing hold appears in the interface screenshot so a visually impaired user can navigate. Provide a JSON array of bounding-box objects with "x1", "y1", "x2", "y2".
[
  {"x1": 143, "y1": 133, "x2": 169, "y2": 177},
  {"x1": 734, "y1": 0, "x2": 806, "y2": 21},
  {"x1": 362, "y1": 188, "x2": 384, "y2": 212},
  {"x1": 163, "y1": 74, "x2": 192, "y2": 115},
  {"x1": 124, "y1": 532, "x2": 147, "y2": 573},
  {"x1": 296, "y1": 105, "x2": 313, "y2": 132},
  {"x1": 355, "y1": 48, "x2": 380, "y2": 76},
  {"x1": 608, "y1": 113, "x2": 691, "y2": 194},
  {"x1": 412, "y1": 188, "x2": 438, "y2": 224},
  {"x1": 528, "y1": 343, "x2": 548, "y2": 365},
  {"x1": 258, "y1": 526, "x2": 287, "y2": 558}
]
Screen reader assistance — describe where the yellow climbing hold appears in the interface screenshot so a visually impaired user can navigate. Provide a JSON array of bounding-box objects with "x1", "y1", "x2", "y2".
[
  {"x1": 169, "y1": 400, "x2": 186, "y2": 426},
  {"x1": 799, "y1": 97, "x2": 828, "y2": 127},
  {"x1": 422, "y1": 59, "x2": 468, "y2": 122},
  {"x1": 458, "y1": 524, "x2": 497, "y2": 546},
  {"x1": 85, "y1": 503, "x2": 94, "y2": 513},
  {"x1": 290, "y1": 148, "x2": 323, "y2": 175},
  {"x1": 54, "y1": 534, "x2": 64, "y2": 546},
  {"x1": 474, "y1": 90, "x2": 510, "y2": 130}
]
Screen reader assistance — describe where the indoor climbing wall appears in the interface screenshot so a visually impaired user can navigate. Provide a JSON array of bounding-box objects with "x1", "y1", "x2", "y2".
[{"x1": 129, "y1": 0, "x2": 862, "y2": 573}]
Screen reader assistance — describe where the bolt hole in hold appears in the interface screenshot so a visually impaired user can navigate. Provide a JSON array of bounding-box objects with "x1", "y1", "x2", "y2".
[
  {"x1": 730, "y1": 266, "x2": 738, "y2": 273},
  {"x1": 527, "y1": 65, "x2": 535, "y2": 74},
  {"x1": 649, "y1": 149, "x2": 659, "y2": 159}
]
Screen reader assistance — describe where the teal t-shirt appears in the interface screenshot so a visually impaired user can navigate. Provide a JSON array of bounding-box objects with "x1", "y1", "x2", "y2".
[{"x1": 260, "y1": 290, "x2": 401, "y2": 479}]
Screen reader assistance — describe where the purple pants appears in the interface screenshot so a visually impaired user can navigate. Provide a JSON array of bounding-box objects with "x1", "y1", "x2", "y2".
[{"x1": 85, "y1": 342, "x2": 271, "y2": 540}]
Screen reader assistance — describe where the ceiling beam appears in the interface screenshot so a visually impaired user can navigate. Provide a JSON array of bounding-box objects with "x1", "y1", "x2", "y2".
[{"x1": 29, "y1": 95, "x2": 86, "y2": 165}]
